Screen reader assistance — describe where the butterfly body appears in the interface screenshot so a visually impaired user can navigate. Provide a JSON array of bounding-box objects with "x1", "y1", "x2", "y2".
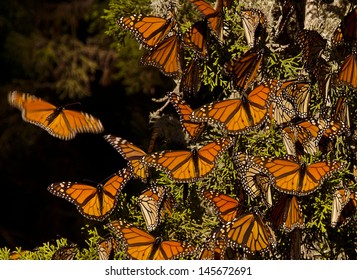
[
  {"x1": 8, "y1": 91, "x2": 104, "y2": 140},
  {"x1": 191, "y1": 80, "x2": 276, "y2": 134},
  {"x1": 48, "y1": 168, "x2": 131, "y2": 221},
  {"x1": 254, "y1": 156, "x2": 344, "y2": 196},
  {"x1": 108, "y1": 220, "x2": 195, "y2": 260},
  {"x1": 143, "y1": 137, "x2": 233, "y2": 183}
]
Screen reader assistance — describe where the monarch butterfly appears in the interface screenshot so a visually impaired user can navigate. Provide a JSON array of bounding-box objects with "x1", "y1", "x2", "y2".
[
  {"x1": 224, "y1": 48, "x2": 265, "y2": 91},
  {"x1": 332, "y1": 7, "x2": 357, "y2": 45},
  {"x1": 199, "y1": 237, "x2": 227, "y2": 260},
  {"x1": 179, "y1": 57, "x2": 203, "y2": 95},
  {"x1": 240, "y1": 9, "x2": 267, "y2": 48},
  {"x1": 168, "y1": 92, "x2": 206, "y2": 142},
  {"x1": 191, "y1": 79, "x2": 277, "y2": 134},
  {"x1": 188, "y1": 0, "x2": 226, "y2": 42},
  {"x1": 199, "y1": 230, "x2": 236, "y2": 260},
  {"x1": 296, "y1": 29, "x2": 326, "y2": 68},
  {"x1": 233, "y1": 152, "x2": 272, "y2": 207},
  {"x1": 281, "y1": 115, "x2": 348, "y2": 157},
  {"x1": 220, "y1": 212, "x2": 276, "y2": 253},
  {"x1": 332, "y1": 95, "x2": 350, "y2": 129},
  {"x1": 8, "y1": 91, "x2": 104, "y2": 140},
  {"x1": 183, "y1": 20, "x2": 209, "y2": 58},
  {"x1": 337, "y1": 51, "x2": 357, "y2": 89},
  {"x1": 138, "y1": 183, "x2": 174, "y2": 231},
  {"x1": 331, "y1": 187, "x2": 357, "y2": 228},
  {"x1": 47, "y1": 167, "x2": 132, "y2": 221},
  {"x1": 268, "y1": 195, "x2": 305, "y2": 232},
  {"x1": 97, "y1": 237, "x2": 118, "y2": 260},
  {"x1": 252, "y1": 155, "x2": 344, "y2": 196},
  {"x1": 202, "y1": 190, "x2": 240, "y2": 223},
  {"x1": 118, "y1": 14, "x2": 175, "y2": 49},
  {"x1": 268, "y1": 79, "x2": 310, "y2": 125},
  {"x1": 104, "y1": 135, "x2": 149, "y2": 182},
  {"x1": 51, "y1": 244, "x2": 78, "y2": 260},
  {"x1": 107, "y1": 219, "x2": 195, "y2": 260},
  {"x1": 140, "y1": 33, "x2": 183, "y2": 78},
  {"x1": 142, "y1": 136, "x2": 233, "y2": 183}
]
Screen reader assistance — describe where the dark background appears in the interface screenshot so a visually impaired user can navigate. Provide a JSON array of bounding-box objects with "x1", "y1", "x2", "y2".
[{"x1": 0, "y1": 0, "x2": 175, "y2": 249}]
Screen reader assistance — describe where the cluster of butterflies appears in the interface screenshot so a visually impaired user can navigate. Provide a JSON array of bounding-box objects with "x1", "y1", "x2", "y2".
[{"x1": 7, "y1": 1, "x2": 357, "y2": 259}]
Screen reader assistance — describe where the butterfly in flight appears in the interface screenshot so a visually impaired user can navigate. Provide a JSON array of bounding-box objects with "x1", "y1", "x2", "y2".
[
  {"x1": 8, "y1": 91, "x2": 104, "y2": 140},
  {"x1": 107, "y1": 219, "x2": 195, "y2": 260},
  {"x1": 48, "y1": 167, "x2": 132, "y2": 221},
  {"x1": 104, "y1": 135, "x2": 149, "y2": 183},
  {"x1": 168, "y1": 92, "x2": 206, "y2": 142}
]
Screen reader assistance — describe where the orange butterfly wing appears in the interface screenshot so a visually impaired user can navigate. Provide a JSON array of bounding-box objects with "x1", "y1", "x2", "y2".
[
  {"x1": 168, "y1": 92, "x2": 205, "y2": 142},
  {"x1": 254, "y1": 157, "x2": 344, "y2": 196},
  {"x1": 47, "y1": 168, "x2": 131, "y2": 221},
  {"x1": 104, "y1": 135, "x2": 148, "y2": 182},
  {"x1": 108, "y1": 220, "x2": 194, "y2": 260},
  {"x1": 189, "y1": 0, "x2": 224, "y2": 42},
  {"x1": 183, "y1": 20, "x2": 208, "y2": 58},
  {"x1": 191, "y1": 80, "x2": 276, "y2": 134},
  {"x1": 202, "y1": 190, "x2": 239, "y2": 222},
  {"x1": 224, "y1": 213, "x2": 276, "y2": 253},
  {"x1": 140, "y1": 35, "x2": 182, "y2": 78},
  {"x1": 224, "y1": 48, "x2": 264, "y2": 91},
  {"x1": 8, "y1": 91, "x2": 103, "y2": 140},
  {"x1": 338, "y1": 52, "x2": 357, "y2": 89},
  {"x1": 144, "y1": 137, "x2": 232, "y2": 182},
  {"x1": 270, "y1": 195, "x2": 305, "y2": 232},
  {"x1": 118, "y1": 15, "x2": 173, "y2": 48}
]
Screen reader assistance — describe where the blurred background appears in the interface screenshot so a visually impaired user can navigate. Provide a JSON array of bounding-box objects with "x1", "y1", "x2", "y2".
[{"x1": 0, "y1": 0, "x2": 175, "y2": 249}]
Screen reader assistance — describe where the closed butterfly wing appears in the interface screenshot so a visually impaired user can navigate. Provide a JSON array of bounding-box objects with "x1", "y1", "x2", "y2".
[
  {"x1": 331, "y1": 188, "x2": 357, "y2": 227},
  {"x1": 107, "y1": 220, "x2": 194, "y2": 260},
  {"x1": 233, "y1": 152, "x2": 272, "y2": 207},
  {"x1": 338, "y1": 52, "x2": 357, "y2": 89},
  {"x1": 269, "y1": 195, "x2": 305, "y2": 232},
  {"x1": 183, "y1": 20, "x2": 209, "y2": 58},
  {"x1": 222, "y1": 212, "x2": 276, "y2": 253},
  {"x1": 8, "y1": 91, "x2": 104, "y2": 140},
  {"x1": 97, "y1": 237, "x2": 118, "y2": 260},
  {"x1": 138, "y1": 183, "x2": 174, "y2": 231},
  {"x1": 189, "y1": 0, "x2": 224, "y2": 42},
  {"x1": 143, "y1": 136, "x2": 232, "y2": 183},
  {"x1": 240, "y1": 9, "x2": 267, "y2": 48},
  {"x1": 104, "y1": 135, "x2": 148, "y2": 182},
  {"x1": 202, "y1": 190, "x2": 239, "y2": 222},
  {"x1": 118, "y1": 15, "x2": 174, "y2": 49},
  {"x1": 168, "y1": 92, "x2": 205, "y2": 142},
  {"x1": 334, "y1": 7, "x2": 357, "y2": 43},
  {"x1": 254, "y1": 156, "x2": 344, "y2": 196},
  {"x1": 180, "y1": 57, "x2": 203, "y2": 96},
  {"x1": 224, "y1": 48, "x2": 264, "y2": 91},
  {"x1": 191, "y1": 79, "x2": 277, "y2": 134},
  {"x1": 140, "y1": 34, "x2": 183, "y2": 78},
  {"x1": 47, "y1": 168, "x2": 131, "y2": 221}
]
